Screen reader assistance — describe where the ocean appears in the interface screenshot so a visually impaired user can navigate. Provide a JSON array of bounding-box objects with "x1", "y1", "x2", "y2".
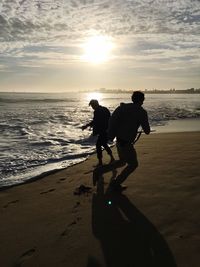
[{"x1": 0, "y1": 92, "x2": 200, "y2": 188}]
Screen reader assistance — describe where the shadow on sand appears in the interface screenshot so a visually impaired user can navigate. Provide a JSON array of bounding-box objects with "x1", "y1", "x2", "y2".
[{"x1": 87, "y1": 163, "x2": 177, "y2": 267}]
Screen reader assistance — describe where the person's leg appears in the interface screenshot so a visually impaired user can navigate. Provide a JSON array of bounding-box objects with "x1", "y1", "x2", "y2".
[
  {"x1": 116, "y1": 142, "x2": 126, "y2": 162},
  {"x1": 114, "y1": 161, "x2": 138, "y2": 185},
  {"x1": 113, "y1": 143, "x2": 138, "y2": 186},
  {"x1": 103, "y1": 143, "x2": 115, "y2": 161},
  {"x1": 100, "y1": 132, "x2": 115, "y2": 161},
  {"x1": 96, "y1": 136, "x2": 103, "y2": 165}
]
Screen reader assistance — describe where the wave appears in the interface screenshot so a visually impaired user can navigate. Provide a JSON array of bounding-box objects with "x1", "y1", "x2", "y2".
[
  {"x1": 0, "y1": 157, "x2": 88, "y2": 189},
  {"x1": 148, "y1": 107, "x2": 200, "y2": 125},
  {"x1": 0, "y1": 149, "x2": 94, "y2": 189},
  {"x1": 0, "y1": 97, "x2": 77, "y2": 104}
]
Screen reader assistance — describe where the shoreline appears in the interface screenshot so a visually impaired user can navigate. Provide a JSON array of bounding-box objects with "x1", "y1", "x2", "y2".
[
  {"x1": 0, "y1": 131, "x2": 200, "y2": 266},
  {"x1": 0, "y1": 157, "x2": 90, "y2": 191},
  {"x1": 1, "y1": 124, "x2": 200, "y2": 190},
  {"x1": 154, "y1": 118, "x2": 200, "y2": 133}
]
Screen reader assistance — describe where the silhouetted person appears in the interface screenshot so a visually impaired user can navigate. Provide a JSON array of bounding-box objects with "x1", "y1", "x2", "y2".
[
  {"x1": 82, "y1": 99, "x2": 114, "y2": 165},
  {"x1": 108, "y1": 91, "x2": 150, "y2": 191}
]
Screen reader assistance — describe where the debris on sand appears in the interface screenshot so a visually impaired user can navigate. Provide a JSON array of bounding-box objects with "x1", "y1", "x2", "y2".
[{"x1": 73, "y1": 184, "x2": 92, "y2": 195}]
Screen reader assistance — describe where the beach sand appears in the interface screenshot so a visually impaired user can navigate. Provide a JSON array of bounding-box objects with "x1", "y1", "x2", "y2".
[{"x1": 0, "y1": 132, "x2": 200, "y2": 267}]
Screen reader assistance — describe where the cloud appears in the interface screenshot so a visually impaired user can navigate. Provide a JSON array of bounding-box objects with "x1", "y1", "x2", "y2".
[
  {"x1": 0, "y1": 0, "x2": 199, "y2": 89},
  {"x1": 1, "y1": 0, "x2": 199, "y2": 44}
]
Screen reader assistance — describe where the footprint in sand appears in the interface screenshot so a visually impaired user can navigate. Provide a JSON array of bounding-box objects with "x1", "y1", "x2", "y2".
[
  {"x1": 40, "y1": 188, "x2": 55, "y2": 194},
  {"x1": 73, "y1": 201, "x2": 80, "y2": 208},
  {"x1": 84, "y1": 170, "x2": 93, "y2": 175},
  {"x1": 3, "y1": 199, "x2": 19, "y2": 209},
  {"x1": 15, "y1": 248, "x2": 36, "y2": 267},
  {"x1": 61, "y1": 217, "x2": 82, "y2": 237},
  {"x1": 61, "y1": 221, "x2": 77, "y2": 236},
  {"x1": 72, "y1": 201, "x2": 81, "y2": 214},
  {"x1": 72, "y1": 208, "x2": 79, "y2": 214},
  {"x1": 57, "y1": 177, "x2": 67, "y2": 184}
]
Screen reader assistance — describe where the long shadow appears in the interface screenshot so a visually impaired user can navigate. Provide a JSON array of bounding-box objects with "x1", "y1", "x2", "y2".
[{"x1": 87, "y1": 164, "x2": 177, "y2": 267}]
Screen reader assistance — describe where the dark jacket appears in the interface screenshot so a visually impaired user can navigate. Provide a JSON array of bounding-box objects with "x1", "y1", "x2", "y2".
[
  {"x1": 89, "y1": 105, "x2": 111, "y2": 135},
  {"x1": 108, "y1": 103, "x2": 150, "y2": 142}
]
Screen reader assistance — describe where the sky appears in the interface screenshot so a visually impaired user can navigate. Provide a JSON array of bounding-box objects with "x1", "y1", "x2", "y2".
[{"x1": 0, "y1": 0, "x2": 200, "y2": 92}]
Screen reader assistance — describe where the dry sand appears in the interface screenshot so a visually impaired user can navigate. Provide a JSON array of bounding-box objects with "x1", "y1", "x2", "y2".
[{"x1": 0, "y1": 132, "x2": 200, "y2": 267}]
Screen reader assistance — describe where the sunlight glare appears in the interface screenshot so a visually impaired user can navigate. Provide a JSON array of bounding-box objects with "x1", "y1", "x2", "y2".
[
  {"x1": 86, "y1": 92, "x2": 102, "y2": 102},
  {"x1": 82, "y1": 35, "x2": 113, "y2": 64}
]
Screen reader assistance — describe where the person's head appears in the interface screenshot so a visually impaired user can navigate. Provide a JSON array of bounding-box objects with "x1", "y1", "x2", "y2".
[
  {"x1": 89, "y1": 99, "x2": 99, "y2": 110},
  {"x1": 131, "y1": 91, "x2": 145, "y2": 105}
]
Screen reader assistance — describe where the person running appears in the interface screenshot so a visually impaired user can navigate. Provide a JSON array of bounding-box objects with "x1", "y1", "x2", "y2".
[
  {"x1": 108, "y1": 91, "x2": 150, "y2": 192},
  {"x1": 82, "y1": 99, "x2": 115, "y2": 166}
]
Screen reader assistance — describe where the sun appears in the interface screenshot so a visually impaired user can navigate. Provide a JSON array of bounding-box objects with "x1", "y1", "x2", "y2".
[{"x1": 82, "y1": 35, "x2": 113, "y2": 64}]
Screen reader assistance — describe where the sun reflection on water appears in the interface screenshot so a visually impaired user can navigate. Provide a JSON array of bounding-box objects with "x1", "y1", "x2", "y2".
[{"x1": 86, "y1": 92, "x2": 102, "y2": 102}]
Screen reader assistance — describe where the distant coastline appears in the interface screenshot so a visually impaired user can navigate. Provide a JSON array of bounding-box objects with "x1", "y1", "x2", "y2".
[
  {"x1": 91, "y1": 88, "x2": 200, "y2": 94},
  {"x1": 0, "y1": 88, "x2": 200, "y2": 94}
]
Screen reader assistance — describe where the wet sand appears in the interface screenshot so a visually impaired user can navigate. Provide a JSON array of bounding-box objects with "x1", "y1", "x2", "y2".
[{"x1": 0, "y1": 132, "x2": 200, "y2": 267}]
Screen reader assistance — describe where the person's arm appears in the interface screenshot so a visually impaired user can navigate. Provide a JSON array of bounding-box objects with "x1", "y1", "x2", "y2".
[
  {"x1": 81, "y1": 120, "x2": 93, "y2": 130},
  {"x1": 140, "y1": 110, "x2": 150, "y2": 134}
]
